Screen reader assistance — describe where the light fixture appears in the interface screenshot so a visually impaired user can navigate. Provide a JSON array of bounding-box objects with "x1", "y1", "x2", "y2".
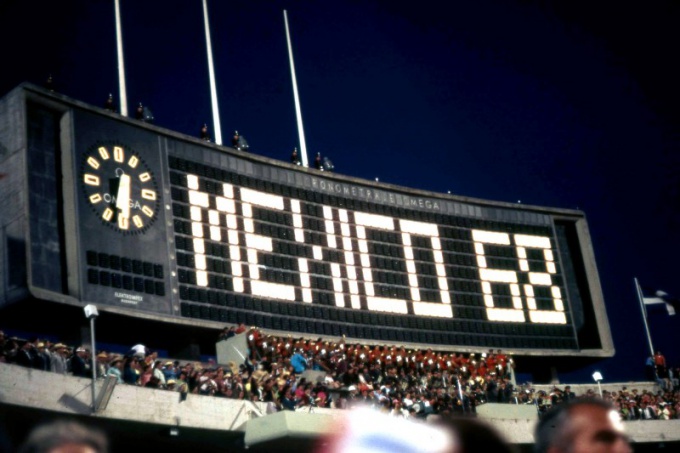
[
  {"x1": 84, "y1": 304, "x2": 99, "y2": 319},
  {"x1": 84, "y1": 304, "x2": 99, "y2": 413},
  {"x1": 592, "y1": 371, "x2": 603, "y2": 397}
]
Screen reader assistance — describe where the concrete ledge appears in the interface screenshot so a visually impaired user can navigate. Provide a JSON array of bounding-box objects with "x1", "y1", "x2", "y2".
[
  {"x1": 244, "y1": 410, "x2": 341, "y2": 447},
  {"x1": 476, "y1": 403, "x2": 538, "y2": 420},
  {"x1": 0, "y1": 363, "x2": 257, "y2": 431},
  {"x1": 2, "y1": 363, "x2": 679, "y2": 448}
]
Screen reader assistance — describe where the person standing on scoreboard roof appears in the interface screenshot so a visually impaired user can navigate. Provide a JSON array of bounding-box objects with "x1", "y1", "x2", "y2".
[
  {"x1": 322, "y1": 156, "x2": 335, "y2": 172},
  {"x1": 134, "y1": 102, "x2": 154, "y2": 123},
  {"x1": 653, "y1": 350, "x2": 667, "y2": 378},
  {"x1": 45, "y1": 74, "x2": 54, "y2": 92},
  {"x1": 534, "y1": 398, "x2": 632, "y2": 453},
  {"x1": 314, "y1": 152, "x2": 323, "y2": 170},
  {"x1": 644, "y1": 355, "x2": 656, "y2": 381},
  {"x1": 104, "y1": 93, "x2": 115, "y2": 112},
  {"x1": 232, "y1": 130, "x2": 249, "y2": 152},
  {"x1": 290, "y1": 147, "x2": 301, "y2": 165},
  {"x1": 200, "y1": 123, "x2": 210, "y2": 142}
]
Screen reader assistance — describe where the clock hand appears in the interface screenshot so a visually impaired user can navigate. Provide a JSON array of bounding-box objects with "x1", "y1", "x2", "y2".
[{"x1": 116, "y1": 173, "x2": 131, "y2": 219}]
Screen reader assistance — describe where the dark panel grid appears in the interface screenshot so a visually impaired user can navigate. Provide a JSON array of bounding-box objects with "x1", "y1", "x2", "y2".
[{"x1": 167, "y1": 157, "x2": 581, "y2": 350}]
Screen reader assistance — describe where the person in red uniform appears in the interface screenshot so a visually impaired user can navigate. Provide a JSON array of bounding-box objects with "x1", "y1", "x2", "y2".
[{"x1": 654, "y1": 350, "x2": 667, "y2": 378}]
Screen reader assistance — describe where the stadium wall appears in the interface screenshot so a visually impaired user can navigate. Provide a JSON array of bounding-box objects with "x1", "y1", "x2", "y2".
[{"x1": 1, "y1": 363, "x2": 679, "y2": 450}]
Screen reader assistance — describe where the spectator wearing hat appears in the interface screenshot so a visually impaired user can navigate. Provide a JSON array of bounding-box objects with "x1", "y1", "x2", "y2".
[
  {"x1": 50, "y1": 343, "x2": 69, "y2": 374},
  {"x1": 95, "y1": 352, "x2": 110, "y2": 378},
  {"x1": 152, "y1": 360, "x2": 167, "y2": 388},
  {"x1": 70, "y1": 347, "x2": 90, "y2": 378},
  {"x1": 106, "y1": 357, "x2": 124, "y2": 384},
  {"x1": 162, "y1": 361, "x2": 178, "y2": 381},
  {"x1": 658, "y1": 402, "x2": 672, "y2": 420},
  {"x1": 34, "y1": 341, "x2": 51, "y2": 371}
]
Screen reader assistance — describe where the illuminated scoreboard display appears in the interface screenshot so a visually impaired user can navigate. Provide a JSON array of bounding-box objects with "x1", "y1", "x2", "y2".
[
  {"x1": 11, "y1": 85, "x2": 612, "y2": 354},
  {"x1": 163, "y1": 157, "x2": 596, "y2": 351}
]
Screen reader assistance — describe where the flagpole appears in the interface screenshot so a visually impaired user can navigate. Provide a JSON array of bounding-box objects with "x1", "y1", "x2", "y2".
[
  {"x1": 456, "y1": 376, "x2": 465, "y2": 414},
  {"x1": 634, "y1": 277, "x2": 656, "y2": 357},
  {"x1": 114, "y1": 0, "x2": 128, "y2": 116},
  {"x1": 202, "y1": 0, "x2": 223, "y2": 145},
  {"x1": 283, "y1": 10, "x2": 309, "y2": 168}
]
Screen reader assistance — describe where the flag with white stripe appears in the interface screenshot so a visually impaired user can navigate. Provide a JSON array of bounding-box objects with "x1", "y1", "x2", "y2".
[{"x1": 643, "y1": 289, "x2": 678, "y2": 316}]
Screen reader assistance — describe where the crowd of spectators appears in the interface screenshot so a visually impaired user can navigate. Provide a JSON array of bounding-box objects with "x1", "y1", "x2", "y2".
[
  {"x1": 2, "y1": 326, "x2": 679, "y2": 421},
  {"x1": 217, "y1": 323, "x2": 517, "y2": 416},
  {"x1": 521, "y1": 382, "x2": 680, "y2": 421}
]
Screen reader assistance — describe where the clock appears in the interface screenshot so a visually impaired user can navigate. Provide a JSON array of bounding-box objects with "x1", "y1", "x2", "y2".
[{"x1": 81, "y1": 143, "x2": 160, "y2": 234}]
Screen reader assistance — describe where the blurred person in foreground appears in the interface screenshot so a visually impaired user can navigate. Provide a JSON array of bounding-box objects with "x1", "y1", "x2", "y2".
[
  {"x1": 437, "y1": 415, "x2": 515, "y2": 453},
  {"x1": 317, "y1": 405, "x2": 513, "y2": 453},
  {"x1": 534, "y1": 398, "x2": 632, "y2": 453},
  {"x1": 18, "y1": 420, "x2": 108, "y2": 453}
]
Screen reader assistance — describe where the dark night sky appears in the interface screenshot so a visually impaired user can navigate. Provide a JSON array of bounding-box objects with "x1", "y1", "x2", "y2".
[{"x1": 1, "y1": 0, "x2": 678, "y2": 382}]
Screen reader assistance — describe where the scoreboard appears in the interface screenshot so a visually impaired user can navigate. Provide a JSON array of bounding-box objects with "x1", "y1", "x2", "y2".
[{"x1": 4, "y1": 84, "x2": 614, "y2": 355}]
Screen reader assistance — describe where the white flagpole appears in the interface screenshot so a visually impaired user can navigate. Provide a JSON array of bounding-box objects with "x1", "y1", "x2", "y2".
[
  {"x1": 203, "y1": 0, "x2": 223, "y2": 145},
  {"x1": 283, "y1": 10, "x2": 309, "y2": 167},
  {"x1": 634, "y1": 277, "x2": 656, "y2": 357},
  {"x1": 114, "y1": 0, "x2": 128, "y2": 116},
  {"x1": 456, "y1": 376, "x2": 465, "y2": 414}
]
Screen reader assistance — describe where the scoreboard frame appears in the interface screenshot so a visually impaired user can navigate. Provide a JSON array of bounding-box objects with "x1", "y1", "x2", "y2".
[{"x1": 3, "y1": 84, "x2": 614, "y2": 357}]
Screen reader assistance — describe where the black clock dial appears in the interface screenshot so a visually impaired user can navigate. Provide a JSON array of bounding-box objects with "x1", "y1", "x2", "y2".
[{"x1": 81, "y1": 144, "x2": 160, "y2": 235}]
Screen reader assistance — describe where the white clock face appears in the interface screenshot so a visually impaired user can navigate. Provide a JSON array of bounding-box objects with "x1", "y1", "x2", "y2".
[{"x1": 81, "y1": 144, "x2": 160, "y2": 234}]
